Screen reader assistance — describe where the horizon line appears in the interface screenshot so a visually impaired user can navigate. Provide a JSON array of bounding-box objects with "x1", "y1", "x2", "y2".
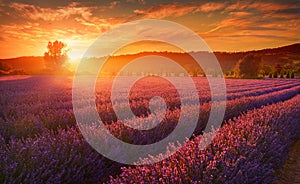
[{"x1": 0, "y1": 42, "x2": 299, "y2": 60}]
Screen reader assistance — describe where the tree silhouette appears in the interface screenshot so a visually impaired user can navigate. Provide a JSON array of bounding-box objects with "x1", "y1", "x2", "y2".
[
  {"x1": 0, "y1": 62, "x2": 11, "y2": 75},
  {"x1": 234, "y1": 54, "x2": 262, "y2": 79},
  {"x1": 261, "y1": 64, "x2": 272, "y2": 76},
  {"x1": 44, "y1": 40, "x2": 69, "y2": 70}
]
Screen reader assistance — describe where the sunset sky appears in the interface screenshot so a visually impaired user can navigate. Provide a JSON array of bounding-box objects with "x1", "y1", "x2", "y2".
[{"x1": 0, "y1": 0, "x2": 299, "y2": 59}]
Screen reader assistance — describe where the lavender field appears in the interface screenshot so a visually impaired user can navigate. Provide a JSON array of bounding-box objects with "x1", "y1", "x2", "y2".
[{"x1": 0, "y1": 76, "x2": 299, "y2": 183}]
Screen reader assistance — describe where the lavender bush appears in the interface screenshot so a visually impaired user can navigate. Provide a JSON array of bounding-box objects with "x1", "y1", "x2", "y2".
[{"x1": 110, "y1": 95, "x2": 300, "y2": 183}]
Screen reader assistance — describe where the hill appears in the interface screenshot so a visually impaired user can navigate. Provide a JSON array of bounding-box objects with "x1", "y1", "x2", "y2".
[
  {"x1": 214, "y1": 43, "x2": 300, "y2": 74},
  {"x1": 0, "y1": 43, "x2": 299, "y2": 76},
  {"x1": 0, "y1": 56, "x2": 44, "y2": 75}
]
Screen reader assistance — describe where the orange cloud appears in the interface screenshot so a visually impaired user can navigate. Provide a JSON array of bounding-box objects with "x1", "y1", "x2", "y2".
[
  {"x1": 226, "y1": 1, "x2": 299, "y2": 12},
  {"x1": 203, "y1": 1, "x2": 300, "y2": 36},
  {"x1": 247, "y1": 2, "x2": 295, "y2": 11},
  {"x1": 133, "y1": 3, "x2": 195, "y2": 19},
  {"x1": 134, "y1": 2, "x2": 227, "y2": 19},
  {"x1": 125, "y1": 0, "x2": 145, "y2": 4},
  {"x1": 10, "y1": 2, "x2": 94, "y2": 21},
  {"x1": 196, "y1": 2, "x2": 227, "y2": 13},
  {"x1": 229, "y1": 11, "x2": 251, "y2": 17},
  {"x1": 5, "y1": 2, "x2": 126, "y2": 40},
  {"x1": 109, "y1": 1, "x2": 120, "y2": 9}
]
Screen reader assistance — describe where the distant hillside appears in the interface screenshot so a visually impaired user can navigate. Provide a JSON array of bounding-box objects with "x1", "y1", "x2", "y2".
[
  {"x1": 0, "y1": 56, "x2": 44, "y2": 75},
  {"x1": 0, "y1": 43, "x2": 299, "y2": 75},
  {"x1": 214, "y1": 43, "x2": 300, "y2": 73}
]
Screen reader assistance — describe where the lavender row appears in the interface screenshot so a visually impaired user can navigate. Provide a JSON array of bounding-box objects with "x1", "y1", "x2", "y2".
[
  {"x1": 0, "y1": 127, "x2": 122, "y2": 184},
  {"x1": 100, "y1": 84, "x2": 300, "y2": 145},
  {"x1": 109, "y1": 95, "x2": 300, "y2": 183},
  {"x1": 0, "y1": 77, "x2": 299, "y2": 142}
]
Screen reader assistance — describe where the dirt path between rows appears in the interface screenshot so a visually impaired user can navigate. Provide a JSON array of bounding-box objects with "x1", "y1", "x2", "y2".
[{"x1": 275, "y1": 139, "x2": 300, "y2": 184}]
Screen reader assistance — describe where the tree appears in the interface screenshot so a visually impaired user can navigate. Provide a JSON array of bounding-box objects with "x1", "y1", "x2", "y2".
[
  {"x1": 192, "y1": 68, "x2": 199, "y2": 77},
  {"x1": 44, "y1": 40, "x2": 69, "y2": 70},
  {"x1": 275, "y1": 64, "x2": 282, "y2": 74},
  {"x1": 291, "y1": 72, "x2": 295, "y2": 78},
  {"x1": 0, "y1": 62, "x2": 12, "y2": 75},
  {"x1": 280, "y1": 73, "x2": 284, "y2": 78},
  {"x1": 268, "y1": 73, "x2": 273, "y2": 78},
  {"x1": 261, "y1": 64, "x2": 272, "y2": 76},
  {"x1": 282, "y1": 63, "x2": 293, "y2": 75},
  {"x1": 0, "y1": 62, "x2": 11, "y2": 71},
  {"x1": 234, "y1": 54, "x2": 262, "y2": 79}
]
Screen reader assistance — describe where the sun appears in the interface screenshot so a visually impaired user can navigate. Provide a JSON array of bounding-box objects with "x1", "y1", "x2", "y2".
[
  {"x1": 68, "y1": 50, "x2": 82, "y2": 61},
  {"x1": 63, "y1": 40, "x2": 92, "y2": 61}
]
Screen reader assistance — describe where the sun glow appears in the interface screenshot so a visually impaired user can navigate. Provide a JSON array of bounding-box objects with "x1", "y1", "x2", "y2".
[
  {"x1": 68, "y1": 50, "x2": 82, "y2": 60},
  {"x1": 64, "y1": 40, "x2": 92, "y2": 60}
]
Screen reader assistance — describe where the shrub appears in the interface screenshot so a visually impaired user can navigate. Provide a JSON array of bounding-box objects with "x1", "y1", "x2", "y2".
[
  {"x1": 110, "y1": 95, "x2": 300, "y2": 183},
  {"x1": 234, "y1": 54, "x2": 262, "y2": 79},
  {"x1": 291, "y1": 72, "x2": 295, "y2": 78},
  {"x1": 269, "y1": 73, "x2": 273, "y2": 78},
  {"x1": 280, "y1": 73, "x2": 284, "y2": 78}
]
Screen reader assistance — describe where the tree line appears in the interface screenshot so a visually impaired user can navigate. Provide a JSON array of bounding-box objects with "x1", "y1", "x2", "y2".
[{"x1": 232, "y1": 54, "x2": 298, "y2": 79}]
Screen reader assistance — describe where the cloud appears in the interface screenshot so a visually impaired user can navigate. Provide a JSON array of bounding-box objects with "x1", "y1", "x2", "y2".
[
  {"x1": 226, "y1": 1, "x2": 294, "y2": 11},
  {"x1": 9, "y1": 2, "x2": 94, "y2": 21},
  {"x1": 0, "y1": 34, "x2": 5, "y2": 41},
  {"x1": 1, "y1": 23, "x2": 68, "y2": 42},
  {"x1": 133, "y1": 3, "x2": 195, "y2": 19},
  {"x1": 203, "y1": 1, "x2": 300, "y2": 35},
  {"x1": 138, "y1": 0, "x2": 146, "y2": 5},
  {"x1": 229, "y1": 11, "x2": 251, "y2": 17},
  {"x1": 195, "y1": 2, "x2": 227, "y2": 13},
  {"x1": 204, "y1": 15, "x2": 295, "y2": 34},
  {"x1": 109, "y1": 1, "x2": 120, "y2": 9},
  {"x1": 133, "y1": 2, "x2": 227, "y2": 19},
  {"x1": 199, "y1": 1, "x2": 300, "y2": 47},
  {"x1": 7, "y1": 1, "x2": 129, "y2": 29},
  {"x1": 125, "y1": 0, "x2": 146, "y2": 4},
  {"x1": 264, "y1": 8, "x2": 300, "y2": 20},
  {"x1": 247, "y1": 2, "x2": 296, "y2": 11},
  {"x1": 5, "y1": 1, "x2": 126, "y2": 38}
]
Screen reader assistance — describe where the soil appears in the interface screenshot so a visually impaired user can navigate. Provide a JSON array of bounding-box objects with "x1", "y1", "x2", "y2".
[{"x1": 275, "y1": 139, "x2": 300, "y2": 184}]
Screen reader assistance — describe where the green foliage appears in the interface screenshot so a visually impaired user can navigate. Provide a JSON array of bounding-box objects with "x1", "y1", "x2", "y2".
[
  {"x1": 282, "y1": 63, "x2": 296, "y2": 75},
  {"x1": 225, "y1": 70, "x2": 234, "y2": 78},
  {"x1": 280, "y1": 73, "x2": 284, "y2": 78},
  {"x1": 275, "y1": 64, "x2": 283, "y2": 73},
  {"x1": 273, "y1": 72, "x2": 278, "y2": 78},
  {"x1": 192, "y1": 69, "x2": 199, "y2": 77},
  {"x1": 268, "y1": 73, "x2": 273, "y2": 78},
  {"x1": 234, "y1": 54, "x2": 262, "y2": 79},
  {"x1": 291, "y1": 72, "x2": 295, "y2": 78},
  {"x1": 286, "y1": 72, "x2": 290, "y2": 78},
  {"x1": 261, "y1": 64, "x2": 272, "y2": 76}
]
